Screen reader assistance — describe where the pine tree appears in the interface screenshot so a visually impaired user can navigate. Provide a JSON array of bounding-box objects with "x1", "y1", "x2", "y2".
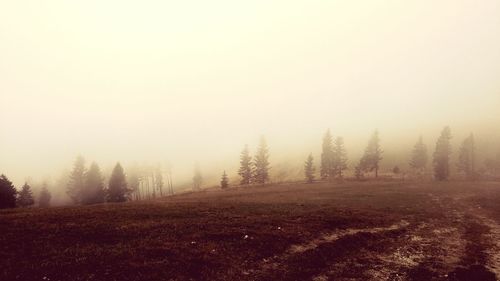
[
  {"x1": 67, "y1": 155, "x2": 86, "y2": 204},
  {"x1": 253, "y1": 137, "x2": 270, "y2": 185},
  {"x1": 320, "y1": 130, "x2": 334, "y2": 180},
  {"x1": 193, "y1": 165, "x2": 202, "y2": 190},
  {"x1": 433, "y1": 126, "x2": 452, "y2": 181},
  {"x1": 17, "y1": 182, "x2": 34, "y2": 207},
  {"x1": 220, "y1": 171, "x2": 229, "y2": 189},
  {"x1": 409, "y1": 136, "x2": 428, "y2": 176},
  {"x1": 360, "y1": 130, "x2": 383, "y2": 177},
  {"x1": 38, "y1": 183, "x2": 51, "y2": 208},
  {"x1": 0, "y1": 174, "x2": 17, "y2": 209},
  {"x1": 108, "y1": 163, "x2": 128, "y2": 202},
  {"x1": 457, "y1": 133, "x2": 476, "y2": 180},
  {"x1": 82, "y1": 162, "x2": 105, "y2": 204},
  {"x1": 238, "y1": 145, "x2": 253, "y2": 185},
  {"x1": 304, "y1": 153, "x2": 315, "y2": 183},
  {"x1": 332, "y1": 137, "x2": 348, "y2": 178}
]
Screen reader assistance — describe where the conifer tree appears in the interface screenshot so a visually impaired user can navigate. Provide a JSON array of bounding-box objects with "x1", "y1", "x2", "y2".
[
  {"x1": 332, "y1": 137, "x2": 348, "y2": 178},
  {"x1": 433, "y1": 126, "x2": 452, "y2": 181},
  {"x1": 360, "y1": 130, "x2": 383, "y2": 177},
  {"x1": 253, "y1": 137, "x2": 270, "y2": 184},
  {"x1": 320, "y1": 130, "x2": 334, "y2": 180},
  {"x1": 457, "y1": 133, "x2": 475, "y2": 180},
  {"x1": 108, "y1": 163, "x2": 128, "y2": 202},
  {"x1": 238, "y1": 145, "x2": 253, "y2": 185},
  {"x1": 82, "y1": 162, "x2": 105, "y2": 204},
  {"x1": 409, "y1": 136, "x2": 428, "y2": 175},
  {"x1": 17, "y1": 182, "x2": 34, "y2": 207},
  {"x1": 67, "y1": 155, "x2": 86, "y2": 204},
  {"x1": 304, "y1": 153, "x2": 315, "y2": 183},
  {"x1": 38, "y1": 183, "x2": 51, "y2": 208},
  {"x1": 0, "y1": 174, "x2": 17, "y2": 209},
  {"x1": 193, "y1": 165, "x2": 202, "y2": 190},
  {"x1": 220, "y1": 171, "x2": 229, "y2": 189}
]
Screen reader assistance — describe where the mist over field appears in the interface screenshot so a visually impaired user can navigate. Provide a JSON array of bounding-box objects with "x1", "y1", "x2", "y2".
[
  {"x1": 1, "y1": 1, "x2": 500, "y2": 196},
  {"x1": 3, "y1": 1, "x2": 500, "y2": 280}
]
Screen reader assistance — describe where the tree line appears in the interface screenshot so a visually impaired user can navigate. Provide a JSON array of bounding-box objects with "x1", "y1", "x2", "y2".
[
  {"x1": 303, "y1": 126, "x2": 481, "y2": 183},
  {"x1": 1, "y1": 126, "x2": 496, "y2": 209},
  {"x1": 66, "y1": 156, "x2": 130, "y2": 204},
  {"x1": 0, "y1": 175, "x2": 51, "y2": 209}
]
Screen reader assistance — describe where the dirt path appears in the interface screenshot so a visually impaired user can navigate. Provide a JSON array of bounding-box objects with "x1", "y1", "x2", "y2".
[
  {"x1": 244, "y1": 220, "x2": 410, "y2": 280},
  {"x1": 246, "y1": 190, "x2": 500, "y2": 281}
]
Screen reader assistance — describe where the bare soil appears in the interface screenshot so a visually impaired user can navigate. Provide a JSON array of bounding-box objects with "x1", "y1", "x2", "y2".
[{"x1": 1, "y1": 180, "x2": 500, "y2": 281}]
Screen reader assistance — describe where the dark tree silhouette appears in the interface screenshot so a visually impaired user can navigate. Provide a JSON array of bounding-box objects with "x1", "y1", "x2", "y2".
[
  {"x1": 320, "y1": 129, "x2": 334, "y2": 180},
  {"x1": 17, "y1": 182, "x2": 34, "y2": 207},
  {"x1": 332, "y1": 137, "x2": 348, "y2": 178},
  {"x1": 82, "y1": 162, "x2": 105, "y2": 204},
  {"x1": 409, "y1": 136, "x2": 428, "y2": 176},
  {"x1": 67, "y1": 155, "x2": 86, "y2": 204},
  {"x1": 253, "y1": 137, "x2": 270, "y2": 185},
  {"x1": 193, "y1": 165, "x2": 202, "y2": 190},
  {"x1": 108, "y1": 163, "x2": 128, "y2": 202},
  {"x1": 304, "y1": 153, "x2": 315, "y2": 183},
  {"x1": 38, "y1": 183, "x2": 51, "y2": 208},
  {"x1": 238, "y1": 145, "x2": 252, "y2": 185},
  {"x1": 220, "y1": 171, "x2": 229, "y2": 189},
  {"x1": 433, "y1": 126, "x2": 452, "y2": 181},
  {"x1": 360, "y1": 130, "x2": 383, "y2": 178},
  {"x1": 0, "y1": 174, "x2": 17, "y2": 209},
  {"x1": 457, "y1": 133, "x2": 476, "y2": 180}
]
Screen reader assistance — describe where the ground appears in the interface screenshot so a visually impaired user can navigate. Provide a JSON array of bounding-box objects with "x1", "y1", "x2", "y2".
[{"x1": 1, "y1": 180, "x2": 500, "y2": 281}]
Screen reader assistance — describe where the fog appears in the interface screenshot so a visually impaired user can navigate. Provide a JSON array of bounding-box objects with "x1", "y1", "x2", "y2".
[{"x1": 1, "y1": 0, "x2": 500, "y2": 196}]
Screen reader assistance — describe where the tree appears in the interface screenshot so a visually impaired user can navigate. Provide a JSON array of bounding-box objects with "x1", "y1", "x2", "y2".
[
  {"x1": 67, "y1": 155, "x2": 86, "y2": 204},
  {"x1": 354, "y1": 162, "x2": 364, "y2": 180},
  {"x1": 220, "y1": 171, "x2": 229, "y2": 189},
  {"x1": 253, "y1": 137, "x2": 270, "y2": 184},
  {"x1": 393, "y1": 166, "x2": 401, "y2": 175},
  {"x1": 155, "y1": 167, "x2": 164, "y2": 196},
  {"x1": 304, "y1": 153, "x2": 315, "y2": 183},
  {"x1": 193, "y1": 165, "x2": 202, "y2": 190},
  {"x1": 82, "y1": 162, "x2": 105, "y2": 204},
  {"x1": 409, "y1": 136, "x2": 428, "y2": 175},
  {"x1": 433, "y1": 126, "x2": 452, "y2": 181},
  {"x1": 238, "y1": 145, "x2": 253, "y2": 185},
  {"x1": 17, "y1": 182, "x2": 34, "y2": 207},
  {"x1": 0, "y1": 174, "x2": 17, "y2": 209},
  {"x1": 360, "y1": 130, "x2": 383, "y2": 177},
  {"x1": 108, "y1": 163, "x2": 128, "y2": 202},
  {"x1": 320, "y1": 129, "x2": 334, "y2": 180},
  {"x1": 332, "y1": 137, "x2": 348, "y2": 178},
  {"x1": 38, "y1": 183, "x2": 51, "y2": 208},
  {"x1": 457, "y1": 133, "x2": 476, "y2": 180},
  {"x1": 127, "y1": 170, "x2": 141, "y2": 200}
]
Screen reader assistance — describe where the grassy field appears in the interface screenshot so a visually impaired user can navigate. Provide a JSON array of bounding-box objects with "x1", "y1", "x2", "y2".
[{"x1": 1, "y1": 180, "x2": 500, "y2": 281}]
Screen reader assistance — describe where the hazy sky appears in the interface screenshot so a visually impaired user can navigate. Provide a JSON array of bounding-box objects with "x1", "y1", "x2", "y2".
[{"x1": 1, "y1": 0, "x2": 500, "y2": 186}]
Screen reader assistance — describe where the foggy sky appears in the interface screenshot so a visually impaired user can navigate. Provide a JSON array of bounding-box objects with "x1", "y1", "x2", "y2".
[{"x1": 1, "y1": 0, "x2": 500, "y2": 187}]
